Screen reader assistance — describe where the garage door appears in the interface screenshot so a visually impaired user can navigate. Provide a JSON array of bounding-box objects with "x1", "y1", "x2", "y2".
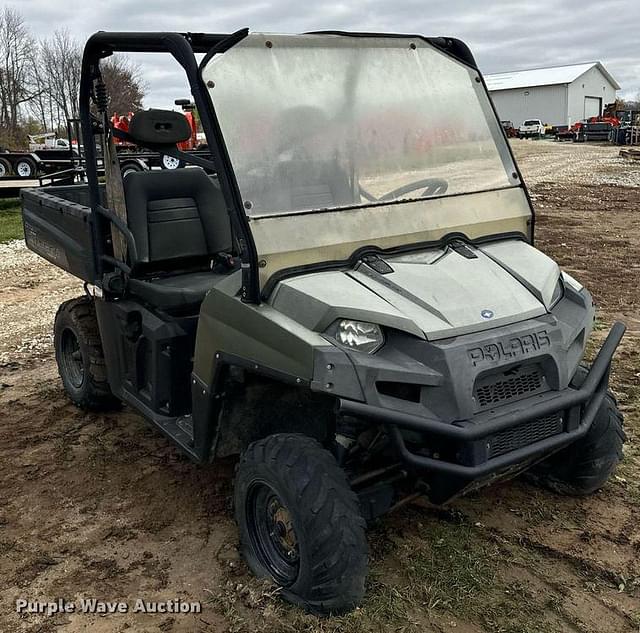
[{"x1": 584, "y1": 96, "x2": 601, "y2": 119}]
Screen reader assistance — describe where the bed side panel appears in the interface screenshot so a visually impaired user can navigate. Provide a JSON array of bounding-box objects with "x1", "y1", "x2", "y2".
[{"x1": 21, "y1": 186, "x2": 96, "y2": 282}]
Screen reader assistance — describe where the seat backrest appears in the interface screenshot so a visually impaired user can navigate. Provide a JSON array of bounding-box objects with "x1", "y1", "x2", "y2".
[{"x1": 124, "y1": 168, "x2": 232, "y2": 271}]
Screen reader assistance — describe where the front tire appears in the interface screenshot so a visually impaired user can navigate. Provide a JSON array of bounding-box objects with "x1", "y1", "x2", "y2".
[
  {"x1": 234, "y1": 433, "x2": 368, "y2": 615},
  {"x1": 527, "y1": 364, "x2": 625, "y2": 495},
  {"x1": 54, "y1": 296, "x2": 119, "y2": 411}
]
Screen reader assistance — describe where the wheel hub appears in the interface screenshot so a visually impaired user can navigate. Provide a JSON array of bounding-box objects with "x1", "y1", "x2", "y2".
[
  {"x1": 268, "y1": 500, "x2": 298, "y2": 560},
  {"x1": 17, "y1": 162, "x2": 32, "y2": 177},
  {"x1": 247, "y1": 482, "x2": 300, "y2": 585},
  {"x1": 60, "y1": 328, "x2": 84, "y2": 389},
  {"x1": 162, "y1": 155, "x2": 181, "y2": 169}
]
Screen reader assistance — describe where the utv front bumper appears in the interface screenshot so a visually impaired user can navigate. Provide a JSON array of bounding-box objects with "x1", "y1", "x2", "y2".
[{"x1": 339, "y1": 321, "x2": 625, "y2": 479}]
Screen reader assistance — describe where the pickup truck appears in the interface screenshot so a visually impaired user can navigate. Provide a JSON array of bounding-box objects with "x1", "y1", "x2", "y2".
[{"x1": 519, "y1": 119, "x2": 545, "y2": 138}]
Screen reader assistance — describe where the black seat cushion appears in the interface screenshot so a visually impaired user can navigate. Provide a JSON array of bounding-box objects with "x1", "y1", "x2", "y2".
[
  {"x1": 128, "y1": 271, "x2": 225, "y2": 310},
  {"x1": 124, "y1": 168, "x2": 232, "y2": 269},
  {"x1": 123, "y1": 168, "x2": 233, "y2": 309}
]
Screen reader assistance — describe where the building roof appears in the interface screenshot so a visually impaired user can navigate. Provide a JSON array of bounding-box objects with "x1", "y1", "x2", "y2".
[{"x1": 485, "y1": 62, "x2": 621, "y2": 92}]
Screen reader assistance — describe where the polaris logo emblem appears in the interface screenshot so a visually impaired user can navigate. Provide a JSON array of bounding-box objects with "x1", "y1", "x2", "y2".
[
  {"x1": 480, "y1": 309, "x2": 494, "y2": 320},
  {"x1": 467, "y1": 330, "x2": 551, "y2": 367}
]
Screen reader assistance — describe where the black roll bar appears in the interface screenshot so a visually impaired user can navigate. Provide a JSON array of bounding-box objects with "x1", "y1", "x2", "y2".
[{"x1": 78, "y1": 30, "x2": 261, "y2": 301}]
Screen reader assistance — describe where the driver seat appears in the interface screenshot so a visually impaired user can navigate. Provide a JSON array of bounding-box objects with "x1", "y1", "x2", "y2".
[{"x1": 124, "y1": 168, "x2": 233, "y2": 310}]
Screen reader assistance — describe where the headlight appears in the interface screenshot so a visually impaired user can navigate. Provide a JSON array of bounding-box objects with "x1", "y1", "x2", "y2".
[{"x1": 325, "y1": 319, "x2": 384, "y2": 354}]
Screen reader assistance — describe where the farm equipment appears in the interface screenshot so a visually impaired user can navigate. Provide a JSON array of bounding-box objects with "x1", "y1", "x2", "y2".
[
  {"x1": 574, "y1": 115, "x2": 620, "y2": 143},
  {"x1": 501, "y1": 120, "x2": 518, "y2": 138},
  {"x1": 575, "y1": 121, "x2": 614, "y2": 142},
  {"x1": 554, "y1": 125, "x2": 573, "y2": 141},
  {"x1": 556, "y1": 115, "x2": 621, "y2": 142},
  {"x1": 610, "y1": 110, "x2": 640, "y2": 145},
  {"x1": 21, "y1": 30, "x2": 625, "y2": 614}
]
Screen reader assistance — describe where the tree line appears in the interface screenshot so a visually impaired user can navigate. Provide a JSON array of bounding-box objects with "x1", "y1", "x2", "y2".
[{"x1": 0, "y1": 7, "x2": 144, "y2": 150}]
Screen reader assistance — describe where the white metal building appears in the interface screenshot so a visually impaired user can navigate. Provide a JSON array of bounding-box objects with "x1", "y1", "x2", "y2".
[{"x1": 485, "y1": 62, "x2": 620, "y2": 127}]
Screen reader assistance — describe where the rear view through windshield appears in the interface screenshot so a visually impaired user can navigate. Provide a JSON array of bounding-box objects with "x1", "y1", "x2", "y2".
[{"x1": 203, "y1": 33, "x2": 518, "y2": 216}]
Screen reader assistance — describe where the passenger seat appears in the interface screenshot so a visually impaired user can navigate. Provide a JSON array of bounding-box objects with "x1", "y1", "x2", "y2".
[{"x1": 123, "y1": 168, "x2": 233, "y2": 310}]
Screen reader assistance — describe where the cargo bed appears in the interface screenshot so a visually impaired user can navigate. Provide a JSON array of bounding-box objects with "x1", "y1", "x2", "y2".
[{"x1": 21, "y1": 184, "x2": 102, "y2": 283}]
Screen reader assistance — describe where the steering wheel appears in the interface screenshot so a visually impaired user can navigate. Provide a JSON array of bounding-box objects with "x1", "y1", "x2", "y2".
[{"x1": 360, "y1": 177, "x2": 448, "y2": 203}]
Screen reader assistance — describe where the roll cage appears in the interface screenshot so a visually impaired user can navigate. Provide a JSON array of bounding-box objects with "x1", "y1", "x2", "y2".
[{"x1": 78, "y1": 29, "x2": 533, "y2": 304}]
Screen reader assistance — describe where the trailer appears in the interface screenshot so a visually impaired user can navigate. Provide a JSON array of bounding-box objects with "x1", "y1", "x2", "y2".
[
  {"x1": 575, "y1": 121, "x2": 615, "y2": 142},
  {"x1": 0, "y1": 107, "x2": 214, "y2": 190},
  {"x1": 0, "y1": 128, "x2": 80, "y2": 179}
]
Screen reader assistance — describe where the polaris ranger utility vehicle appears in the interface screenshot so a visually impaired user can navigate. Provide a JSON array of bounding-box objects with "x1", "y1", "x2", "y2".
[{"x1": 21, "y1": 30, "x2": 625, "y2": 615}]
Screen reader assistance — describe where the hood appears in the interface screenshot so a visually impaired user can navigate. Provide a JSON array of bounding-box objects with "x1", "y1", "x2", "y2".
[{"x1": 270, "y1": 239, "x2": 560, "y2": 341}]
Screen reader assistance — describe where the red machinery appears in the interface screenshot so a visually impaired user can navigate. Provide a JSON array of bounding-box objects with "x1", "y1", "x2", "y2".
[
  {"x1": 572, "y1": 115, "x2": 620, "y2": 133},
  {"x1": 178, "y1": 109, "x2": 198, "y2": 150}
]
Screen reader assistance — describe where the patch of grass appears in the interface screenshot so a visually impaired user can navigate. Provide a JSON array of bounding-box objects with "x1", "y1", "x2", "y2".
[
  {"x1": 210, "y1": 517, "x2": 566, "y2": 633},
  {"x1": 399, "y1": 522, "x2": 496, "y2": 611},
  {"x1": 0, "y1": 197, "x2": 20, "y2": 211},
  {"x1": 0, "y1": 197, "x2": 23, "y2": 243}
]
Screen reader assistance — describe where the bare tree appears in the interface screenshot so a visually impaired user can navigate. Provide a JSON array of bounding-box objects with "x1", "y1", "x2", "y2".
[
  {"x1": 0, "y1": 10, "x2": 145, "y2": 147},
  {"x1": 29, "y1": 38, "x2": 145, "y2": 129},
  {"x1": 102, "y1": 56, "x2": 145, "y2": 115},
  {"x1": 0, "y1": 7, "x2": 36, "y2": 145},
  {"x1": 38, "y1": 30, "x2": 82, "y2": 124}
]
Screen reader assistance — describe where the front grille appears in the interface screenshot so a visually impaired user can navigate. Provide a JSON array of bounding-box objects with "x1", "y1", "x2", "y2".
[
  {"x1": 488, "y1": 413, "x2": 564, "y2": 459},
  {"x1": 474, "y1": 365, "x2": 545, "y2": 409}
]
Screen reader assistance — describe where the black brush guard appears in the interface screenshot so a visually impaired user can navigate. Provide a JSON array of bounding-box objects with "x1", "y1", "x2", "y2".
[{"x1": 340, "y1": 321, "x2": 626, "y2": 478}]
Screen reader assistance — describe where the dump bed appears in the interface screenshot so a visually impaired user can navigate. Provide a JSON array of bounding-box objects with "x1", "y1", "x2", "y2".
[{"x1": 21, "y1": 184, "x2": 100, "y2": 282}]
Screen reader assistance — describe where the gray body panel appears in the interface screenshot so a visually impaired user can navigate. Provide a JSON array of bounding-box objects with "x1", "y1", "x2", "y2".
[
  {"x1": 479, "y1": 240, "x2": 560, "y2": 309},
  {"x1": 193, "y1": 239, "x2": 593, "y2": 437},
  {"x1": 312, "y1": 287, "x2": 593, "y2": 421},
  {"x1": 194, "y1": 271, "x2": 330, "y2": 387},
  {"x1": 270, "y1": 239, "x2": 558, "y2": 341},
  {"x1": 269, "y1": 271, "x2": 426, "y2": 339}
]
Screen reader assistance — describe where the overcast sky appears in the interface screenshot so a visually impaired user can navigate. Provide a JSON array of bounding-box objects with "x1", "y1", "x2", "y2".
[{"x1": 18, "y1": 0, "x2": 640, "y2": 107}]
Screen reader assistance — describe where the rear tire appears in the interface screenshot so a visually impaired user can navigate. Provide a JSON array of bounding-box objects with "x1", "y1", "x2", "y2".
[
  {"x1": 54, "y1": 296, "x2": 119, "y2": 411},
  {"x1": 15, "y1": 157, "x2": 36, "y2": 179},
  {"x1": 234, "y1": 433, "x2": 368, "y2": 615},
  {"x1": 0, "y1": 157, "x2": 11, "y2": 177},
  {"x1": 527, "y1": 364, "x2": 625, "y2": 495}
]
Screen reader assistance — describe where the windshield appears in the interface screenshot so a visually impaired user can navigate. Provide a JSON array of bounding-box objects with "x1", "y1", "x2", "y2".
[
  {"x1": 203, "y1": 33, "x2": 518, "y2": 217},
  {"x1": 523, "y1": 120, "x2": 540, "y2": 126}
]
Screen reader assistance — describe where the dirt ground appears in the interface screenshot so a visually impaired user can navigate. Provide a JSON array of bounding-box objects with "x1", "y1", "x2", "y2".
[{"x1": 0, "y1": 139, "x2": 639, "y2": 633}]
